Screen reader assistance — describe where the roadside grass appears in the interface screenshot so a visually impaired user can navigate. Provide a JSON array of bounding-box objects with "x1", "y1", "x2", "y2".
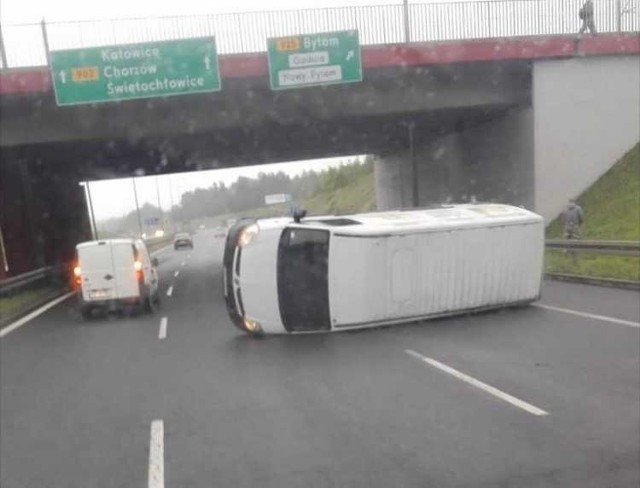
[
  {"x1": 0, "y1": 286, "x2": 64, "y2": 326},
  {"x1": 546, "y1": 143, "x2": 640, "y2": 240},
  {"x1": 545, "y1": 251, "x2": 640, "y2": 281},
  {"x1": 545, "y1": 143, "x2": 640, "y2": 281}
]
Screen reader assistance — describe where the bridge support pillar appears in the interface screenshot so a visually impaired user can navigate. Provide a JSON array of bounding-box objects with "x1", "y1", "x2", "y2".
[
  {"x1": 375, "y1": 108, "x2": 534, "y2": 212},
  {"x1": 0, "y1": 149, "x2": 91, "y2": 277}
]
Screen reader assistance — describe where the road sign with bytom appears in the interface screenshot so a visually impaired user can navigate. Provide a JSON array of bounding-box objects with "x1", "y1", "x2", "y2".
[{"x1": 267, "y1": 30, "x2": 362, "y2": 90}]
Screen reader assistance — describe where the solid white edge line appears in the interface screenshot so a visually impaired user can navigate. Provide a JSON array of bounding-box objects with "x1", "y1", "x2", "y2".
[
  {"x1": 158, "y1": 317, "x2": 168, "y2": 340},
  {"x1": 166, "y1": 286, "x2": 173, "y2": 297},
  {"x1": 405, "y1": 349, "x2": 549, "y2": 416},
  {"x1": 0, "y1": 291, "x2": 75, "y2": 339},
  {"x1": 534, "y1": 304, "x2": 640, "y2": 328},
  {"x1": 148, "y1": 419, "x2": 164, "y2": 488},
  {"x1": 174, "y1": 271, "x2": 179, "y2": 278}
]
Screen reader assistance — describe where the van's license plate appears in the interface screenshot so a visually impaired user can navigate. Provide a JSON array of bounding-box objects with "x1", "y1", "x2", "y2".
[{"x1": 90, "y1": 290, "x2": 109, "y2": 299}]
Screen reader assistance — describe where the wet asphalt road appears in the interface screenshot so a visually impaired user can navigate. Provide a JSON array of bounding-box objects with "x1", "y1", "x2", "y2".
[{"x1": 1, "y1": 230, "x2": 639, "y2": 488}]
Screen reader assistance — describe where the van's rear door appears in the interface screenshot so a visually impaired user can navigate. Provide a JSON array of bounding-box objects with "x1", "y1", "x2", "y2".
[
  {"x1": 112, "y1": 242, "x2": 140, "y2": 299},
  {"x1": 78, "y1": 242, "x2": 117, "y2": 301}
]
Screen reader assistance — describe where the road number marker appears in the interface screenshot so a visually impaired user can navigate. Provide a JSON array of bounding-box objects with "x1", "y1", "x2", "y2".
[
  {"x1": 158, "y1": 317, "x2": 167, "y2": 340},
  {"x1": 534, "y1": 304, "x2": 640, "y2": 328},
  {"x1": 166, "y1": 286, "x2": 173, "y2": 297},
  {"x1": 148, "y1": 419, "x2": 164, "y2": 488},
  {"x1": 405, "y1": 349, "x2": 548, "y2": 416}
]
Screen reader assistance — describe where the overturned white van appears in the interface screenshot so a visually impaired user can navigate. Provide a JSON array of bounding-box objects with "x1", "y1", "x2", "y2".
[{"x1": 223, "y1": 204, "x2": 544, "y2": 334}]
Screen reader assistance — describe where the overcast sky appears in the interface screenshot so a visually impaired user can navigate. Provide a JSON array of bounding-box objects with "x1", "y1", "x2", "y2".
[{"x1": 1, "y1": 1, "x2": 477, "y2": 24}]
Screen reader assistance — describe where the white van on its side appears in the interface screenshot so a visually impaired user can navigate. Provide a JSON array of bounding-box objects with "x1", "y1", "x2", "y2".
[
  {"x1": 74, "y1": 239, "x2": 160, "y2": 318},
  {"x1": 223, "y1": 204, "x2": 545, "y2": 335}
]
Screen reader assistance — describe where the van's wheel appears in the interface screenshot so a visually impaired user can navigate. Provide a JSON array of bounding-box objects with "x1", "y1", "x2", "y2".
[
  {"x1": 80, "y1": 305, "x2": 92, "y2": 320},
  {"x1": 145, "y1": 293, "x2": 157, "y2": 313}
]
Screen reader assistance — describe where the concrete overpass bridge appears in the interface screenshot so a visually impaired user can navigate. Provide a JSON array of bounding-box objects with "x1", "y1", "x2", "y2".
[{"x1": 1, "y1": 4, "x2": 639, "y2": 276}]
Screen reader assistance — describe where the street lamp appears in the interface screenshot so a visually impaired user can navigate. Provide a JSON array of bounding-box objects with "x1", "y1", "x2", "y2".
[{"x1": 78, "y1": 181, "x2": 98, "y2": 240}]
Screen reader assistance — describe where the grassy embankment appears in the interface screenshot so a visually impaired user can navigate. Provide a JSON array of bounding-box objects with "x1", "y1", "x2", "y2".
[{"x1": 545, "y1": 143, "x2": 640, "y2": 281}]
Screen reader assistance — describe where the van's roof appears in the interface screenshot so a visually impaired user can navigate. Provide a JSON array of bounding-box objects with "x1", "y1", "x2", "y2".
[
  {"x1": 76, "y1": 238, "x2": 137, "y2": 249},
  {"x1": 257, "y1": 204, "x2": 542, "y2": 235}
]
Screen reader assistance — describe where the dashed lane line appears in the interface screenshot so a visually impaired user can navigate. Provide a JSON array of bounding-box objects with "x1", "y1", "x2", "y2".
[
  {"x1": 158, "y1": 317, "x2": 167, "y2": 340},
  {"x1": 166, "y1": 286, "x2": 173, "y2": 297},
  {"x1": 405, "y1": 349, "x2": 549, "y2": 416},
  {"x1": 534, "y1": 303, "x2": 640, "y2": 328},
  {"x1": 148, "y1": 420, "x2": 164, "y2": 488}
]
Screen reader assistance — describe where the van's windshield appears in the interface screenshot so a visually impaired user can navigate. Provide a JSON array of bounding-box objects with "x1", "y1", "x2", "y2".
[{"x1": 277, "y1": 228, "x2": 331, "y2": 332}]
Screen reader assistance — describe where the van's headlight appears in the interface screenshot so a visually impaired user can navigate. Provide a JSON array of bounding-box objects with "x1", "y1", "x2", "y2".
[
  {"x1": 238, "y1": 224, "x2": 259, "y2": 247},
  {"x1": 243, "y1": 317, "x2": 262, "y2": 333}
]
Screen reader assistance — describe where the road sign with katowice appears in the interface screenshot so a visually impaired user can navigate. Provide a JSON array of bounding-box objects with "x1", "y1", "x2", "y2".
[
  {"x1": 267, "y1": 30, "x2": 361, "y2": 90},
  {"x1": 50, "y1": 37, "x2": 220, "y2": 106}
]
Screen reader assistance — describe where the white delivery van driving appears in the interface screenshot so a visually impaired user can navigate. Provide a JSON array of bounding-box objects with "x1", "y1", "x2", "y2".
[
  {"x1": 223, "y1": 204, "x2": 544, "y2": 335},
  {"x1": 74, "y1": 239, "x2": 160, "y2": 318}
]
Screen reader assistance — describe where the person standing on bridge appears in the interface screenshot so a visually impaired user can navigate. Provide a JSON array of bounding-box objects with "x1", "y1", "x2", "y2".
[
  {"x1": 562, "y1": 199, "x2": 584, "y2": 240},
  {"x1": 579, "y1": 0, "x2": 597, "y2": 35}
]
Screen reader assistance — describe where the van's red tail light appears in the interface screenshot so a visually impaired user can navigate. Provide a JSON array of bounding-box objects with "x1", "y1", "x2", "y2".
[
  {"x1": 134, "y1": 261, "x2": 144, "y2": 282},
  {"x1": 73, "y1": 266, "x2": 81, "y2": 286}
]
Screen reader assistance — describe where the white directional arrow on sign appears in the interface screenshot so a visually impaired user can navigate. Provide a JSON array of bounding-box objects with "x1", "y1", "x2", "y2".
[
  {"x1": 204, "y1": 55, "x2": 211, "y2": 70},
  {"x1": 59, "y1": 70, "x2": 67, "y2": 84},
  {"x1": 345, "y1": 50, "x2": 354, "y2": 61}
]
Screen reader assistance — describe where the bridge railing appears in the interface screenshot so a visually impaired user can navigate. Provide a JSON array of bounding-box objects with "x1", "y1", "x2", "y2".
[{"x1": 1, "y1": 0, "x2": 639, "y2": 69}]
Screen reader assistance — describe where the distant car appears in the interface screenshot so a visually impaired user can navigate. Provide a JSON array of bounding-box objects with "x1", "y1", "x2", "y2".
[
  {"x1": 223, "y1": 204, "x2": 544, "y2": 335},
  {"x1": 74, "y1": 239, "x2": 160, "y2": 319},
  {"x1": 214, "y1": 226, "x2": 226, "y2": 239},
  {"x1": 173, "y1": 233, "x2": 194, "y2": 250}
]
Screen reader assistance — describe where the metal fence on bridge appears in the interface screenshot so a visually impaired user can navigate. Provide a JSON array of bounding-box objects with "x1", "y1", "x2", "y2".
[{"x1": 0, "y1": 0, "x2": 638, "y2": 69}]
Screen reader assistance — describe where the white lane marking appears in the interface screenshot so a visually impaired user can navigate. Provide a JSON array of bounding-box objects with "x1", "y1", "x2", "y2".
[
  {"x1": 166, "y1": 286, "x2": 173, "y2": 297},
  {"x1": 0, "y1": 292, "x2": 75, "y2": 339},
  {"x1": 148, "y1": 419, "x2": 164, "y2": 488},
  {"x1": 158, "y1": 317, "x2": 167, "y2": 340},
  {"x1": 180, "y1": 261, "x2": 185, "y2": 267},
  {"x1": 534, "y1": 303, "x2": 640, "y2": 328},
  {"x1": 405, "y1": 349, "x2": 549, "y2": 416},
  {"x1": 187, "y1": 254, "x2": 191, "y2": 259},
  {"x1": 174, "y1": 271, "x2": 180, "y2": 278}
]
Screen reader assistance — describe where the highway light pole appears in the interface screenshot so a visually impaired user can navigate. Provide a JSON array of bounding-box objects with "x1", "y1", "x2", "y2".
[
  {"x1": 155, "y1": 175, "x2": 164, "y2": 231},
  {"x1": 78, "y1": 182, "x2": 97, "y2": 240},
  {"x1": 408, "y1": 121, "x2": 418, "y2": 207},
  {"x1": 132, "y1": 178, "x2": 144, "y2": 238}
]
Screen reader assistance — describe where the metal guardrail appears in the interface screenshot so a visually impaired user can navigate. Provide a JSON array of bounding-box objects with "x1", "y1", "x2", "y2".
[
  {"x1": 0, "y1": 0, "x2": 638, "y2": 69},
  {"x1": 0, "y1": 264, "x2": 69, "y2": 297},
  {"x1": 545, "y1": 239, "x2": 640, "y2": 257},
  {"x1": 0, "y1": 236, "x2": 174, "y2": 298}
]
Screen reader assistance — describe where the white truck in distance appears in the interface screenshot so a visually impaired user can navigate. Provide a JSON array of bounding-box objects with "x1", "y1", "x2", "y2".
[{"x1": 223, "y1": 204, "x2": 545, "y2": 335}]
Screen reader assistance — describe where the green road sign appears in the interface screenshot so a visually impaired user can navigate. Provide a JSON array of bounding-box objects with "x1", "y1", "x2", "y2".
[
  {"x1": 50, "y1": 37, "x2": 220, "y2": 106},
  {"x1": 267, "y1": 30, "x2": 361, "y2": 90}
]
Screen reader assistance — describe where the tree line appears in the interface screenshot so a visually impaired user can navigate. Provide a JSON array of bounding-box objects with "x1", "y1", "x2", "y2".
[{"x1": 98, "y1": 156, "x2": 374, "y2": 237}]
